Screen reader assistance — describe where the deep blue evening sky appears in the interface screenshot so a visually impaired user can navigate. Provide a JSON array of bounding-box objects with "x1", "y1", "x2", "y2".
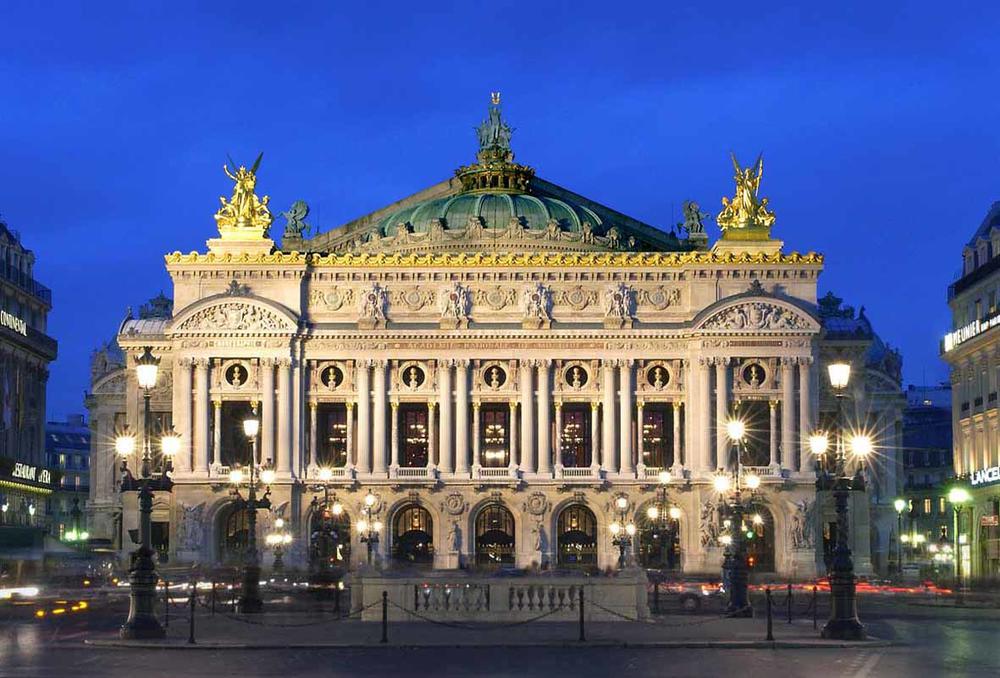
[{"x1": 1, "y1": 1, "x2": 998, "y2": 420}]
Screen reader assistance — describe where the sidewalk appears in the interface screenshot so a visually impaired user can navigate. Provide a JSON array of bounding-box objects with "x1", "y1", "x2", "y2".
[{"x1": 84, "y1": 611, "x2": 893, "y2": 650}]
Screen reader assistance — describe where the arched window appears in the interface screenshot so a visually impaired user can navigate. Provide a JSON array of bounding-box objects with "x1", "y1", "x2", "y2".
[
  {"x1": 392, "y1": 505, "x2": 433, "y2": 566},
  {"x1": 745, "y1": 507, "x2": 775, "y2": 573},
  {"x1": 309, "y1": 505, "x2": 351, "y2": 574},
  {"x1": 557, "y1": 504, "x2": 597, "y2": 568},
  {"x1": 475, "y1": 504, "x2": 515, "y2": 567},
  {"x1": 220, "y1": 506, "x2": 252, "y2": 565}
]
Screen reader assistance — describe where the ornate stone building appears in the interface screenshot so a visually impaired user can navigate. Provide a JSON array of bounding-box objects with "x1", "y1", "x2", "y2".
[{"x1": 87, "y1": 98, "x2": 892, "y2": 578}]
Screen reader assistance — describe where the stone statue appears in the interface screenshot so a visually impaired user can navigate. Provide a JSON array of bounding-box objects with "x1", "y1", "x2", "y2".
[
  {"x1": 604, "y1": 282, "x2": 634, "y2": 320},
  {"x1": 176, "y1": 503, "x2": 205, "y2": 552},
  {"x1": 700, "y1": 499, "x2": 720, "y2": 548},
  {"x1": 716, "y1": 153, "x2": 775, "y2": 236},
  {"x1": 439, "y1": 283, "x2": 470, "y2": 328},
  {"x1": 358, "y1": 284, "x2": 388, "y2": 328},
  {"x1": 448, "y1": 522, "x2": 461, "y2": 553},
  {"x1": 790, "y1": 499, "x2": 815, "y2": 549},
  {"x1": 521, "y1": 283, "x2": 552, "y2": 327},
  {"x1": 476, "y1": 92, "x2": 514, "y2": 159},
  {"x1": 281, "y1": 200, "x2": 311, "y2": 239},
  {"x1": 677, "y1": 200, "x2": 708, "y2": 236},
  {"x1": 532, "y1": 523, "x2": 543, "y2": 552},
  {"x1": 215, "y1": 153, "x2": 272, "y2": 237}
]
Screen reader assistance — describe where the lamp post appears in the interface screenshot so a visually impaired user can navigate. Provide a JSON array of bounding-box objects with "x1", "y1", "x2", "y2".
[
  {"x1": 308, "y1": 470, "x2": 346, "y2": 585},
  {"x1": 266, "y1": 518, "x2": 292, "y2": 574},
  {"x1": 948, "y1": 486, "x2": 971, "y2": 604},
  {"x1": 609, "y1": 496, "x2": 636, "y2": 570},
  {"x1": 357, "y1": 492, "x2": 382, "y2": 567},
  {"x1": 229, "y1": 411, "x2": 273, "y2": 613},
  {"x1": 118, "y1": 346, "x2": 178, "y2": 640},
  {"x1": 893, "y1": 498, "x2": 907, "y2": 576},
  {"x1": 812, "y1": 360, "x2": 868, "y2": 640},
  {"x1": 715, "y1": 418, "x2": 758, "y2": 617},
  {"x1": 645, "y1": 471, "x2": 682, "y2": 570}
]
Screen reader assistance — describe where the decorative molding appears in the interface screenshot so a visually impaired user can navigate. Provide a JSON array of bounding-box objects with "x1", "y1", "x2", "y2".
[
  {"x1": 174, "y1": 302, "x2": 293, "y2": 333},
  {"x1": 701, "y1": 301, "x2": 813, "y2": 332}
]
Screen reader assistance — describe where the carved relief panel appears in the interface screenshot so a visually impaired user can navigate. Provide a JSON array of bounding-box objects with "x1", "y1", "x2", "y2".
[{"x1": 309, "y1": 360, "x2": 355, "y2": 399}]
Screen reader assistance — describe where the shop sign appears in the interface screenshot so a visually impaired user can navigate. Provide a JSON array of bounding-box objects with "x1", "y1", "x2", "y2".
[
  {"x1": 11, "y1": 462, "x2": 50, "y2": 484},
  {"x1": 981, "y1": 515, "x2": 999, "y2": 527},
  {"x1": 0, "y1": 310, "x2": 27, "y2": 337},
  {"x1": 971, "y1": 465, "x2": 1000, "y2": 487}
]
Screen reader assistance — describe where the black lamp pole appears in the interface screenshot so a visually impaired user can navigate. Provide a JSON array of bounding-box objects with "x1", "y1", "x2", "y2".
[{"x1": 721, "y1": 428, "x2": 753, "y2": 618}]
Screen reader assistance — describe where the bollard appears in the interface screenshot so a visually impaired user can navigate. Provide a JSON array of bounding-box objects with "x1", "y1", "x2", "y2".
[
  {"x1": 787, "y1": 583, "x2": 792, "y2": 624},
  {"x1": 381, "y1": 591, "x2": 388, "y2": 644},
  {"x1": 163, "y1": 580, "x2": 169, "y2": 628},
  {"x1": 765, "y1": 587, "x2": 773, "y2": 641},
  {"x1": 812, "y1": 586, "x2": 818, "y2": 630},
  {"x1": 578, "y1": 587, "x2": 586, "y2": 642},
  {"x1": 653, "y1": 580, "x2": 660, "y2": 614},
  {"x1": 188, "y1": 580, "x2": 196, "y2": 645}
]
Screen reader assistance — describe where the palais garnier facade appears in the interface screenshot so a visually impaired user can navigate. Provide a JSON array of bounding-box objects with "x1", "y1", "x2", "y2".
[{"x1": 87, "y1": 96, "x2": 899, "y2": 578}]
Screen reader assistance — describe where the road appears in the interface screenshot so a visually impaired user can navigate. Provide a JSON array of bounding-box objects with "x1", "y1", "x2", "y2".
[{"x1": 1, "y1": 593, "x2": 998, "y2": 677}]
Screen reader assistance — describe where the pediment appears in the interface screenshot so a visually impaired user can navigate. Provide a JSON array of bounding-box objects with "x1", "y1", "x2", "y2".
[
  {"x1": 170, "y1": 296, "x2": 298, "y2": 334},
  {"x1": 696, "y1": 297, "x2": 819, "y2": 333}
]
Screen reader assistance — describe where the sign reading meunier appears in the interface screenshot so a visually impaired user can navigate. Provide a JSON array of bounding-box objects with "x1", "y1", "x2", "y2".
[
  {"x1": 0, "y1": 310, "x2": 27, "y2": 337},
  {"x1": 971, "y1": 465, "x2": 1000, "y2": 487}
]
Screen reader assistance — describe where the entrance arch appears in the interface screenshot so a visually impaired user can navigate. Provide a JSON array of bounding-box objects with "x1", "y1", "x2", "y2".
[
  {"x1": 474, "y1": 504, "x2": 515, "y2": 568},
  {"x1": 392, "y1": 505, "x2": 434, "y2": 567},
  {"x1": 309, "y1": 505, "x2": 351, "y2": 573},
  {"x1": 218, "y1": 504, "x2": 252, "y2": 566},
  {"x1": 746, "y1": 506, "x2": 775, "y2": 573},
  {"x1": 637, "y1": 510, "x2": 681, "y2": 571},
  {"x1": 556, "y1": 504, "x2": 597, "y2": 568}
]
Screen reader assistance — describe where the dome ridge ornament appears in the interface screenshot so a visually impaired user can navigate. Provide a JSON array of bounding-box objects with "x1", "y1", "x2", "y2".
[
  {"x1": 717, "y1": 153, "x2": 776, "y2": 240},
  {"x1": 456, "y1": 94, "x2": 535, "y2": 193}
]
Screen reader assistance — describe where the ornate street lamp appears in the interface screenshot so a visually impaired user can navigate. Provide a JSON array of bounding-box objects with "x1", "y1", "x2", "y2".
[
  {"x1": 308, "y1": 470, "x2": 346, "y2": 585},
  {"x1": 813, "y1": 360, "x2": 869, "y2": 640},
  {"x1": 948, "y1": 486, "x2": 971, "y2": 603},
  {"x1": 893, "y1": 498, "x2": 907, "y2": 576},
  {"x1": 64, "y1": 498, "x2": 90, "y2": 544},
  {"x1": 609, "y1": 496, "x2": 636, "y2": 569},
  {"x1": 645, "y1": 471, "x2": 682, "y2": 570},
  {"x1": 229, "y1": 411, "x2": 273, "y2": 613},
  {"x1": 266, "y1": 518, "x2": 292, "y2": 574},
  {"x1": 715, "y1": 417, "x2": 759, "y2": 617},
  {"x1": 118, "y1": 346, "x2": 177, "y2": 640},
  {"x1": 356, "y1": 492, "x2": 382, "y2": 567}
]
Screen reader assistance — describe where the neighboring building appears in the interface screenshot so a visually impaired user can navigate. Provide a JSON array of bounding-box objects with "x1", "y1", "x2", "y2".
[
  {"x1": 942, "y1": 201, "x2": 1000, "y2": 581},
  {"x1": 0, "y1": 220, "x2": 59, "y2": 582},
  {"x1": 900, "y1": 384, "x2": 953, "y2": 570},
  {"x1": 817, "y1": 294, "x2": 906, "y2": 575},
  {"x1": 89, "y1": 98, "x2": 895, "y2": 579},
  {"x1": 45, "y1": 414, "x2": 91, "y2": 540}
]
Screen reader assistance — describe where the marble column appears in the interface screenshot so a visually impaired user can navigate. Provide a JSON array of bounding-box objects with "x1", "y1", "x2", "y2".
[
  {"x1": 697, "y1": 358, "x2": 711, "y2": 473},
  {"x1": 553, "y1": 401, "x2": 563, "y2": 470},
  {"x1": 212, "y1": 400, "x2": 222, "y2": 466},
  {"x1": 714, "y1": 358, "x2": 729, "y2": 471},
  {"x1": 509, "y1": 401, "x2": 519, "y2": 470},
  {"x1": 427, "y1": 401, "x2": 437, "y2": 470},
  {"x1": 308, "y1": 402, "x2": 318, "y2": 469},
  {"x1": 798, "y1": 358, "x2": 814, "y2": 473},
  {"x1": 372, "y1": 360, "x2": 387, "y2": 475},
  {"x1": 537, "y1": 361, "x2": 552, "y2": 476},
  {"x1": 520, "y1": 362, "x2": 535, "y2": 474},
  {"x1": 345, "y1": 401, "x2": 354, "y2": 468},
  {"x1": 769, "y1": 400, "x2": 779, "y2": 468},
  {"x1": 636, "y1": 401, "x2": 646, "y2": 472},
  {"x1": 619, "y1": 361, "x2": 634, "y2": 475},
  {"x1": 194, "y1": 359, "x2": 210, "y2": 474},
  {"x1": 260, "y1": 359, "x2": 275, "y2": 470},
  {"x1": 276, "y1": 359, "x2": 291, "y2": 473},
  {"x1": 173, "y1": 358, "x2": 192, "y2": 473},
  {"x1": 602, "y1": 361, "x2": 617, "y2": 473},
  {"x1": 781, "y1": 358, "x2": 795, "y2": 470},
  {"x1": 672, "y1": 401, "x2": 682, "y2": 470},
  {"x1": 356, "y1": 361, "x2": 372, "y2": 475},
  {"x1": 390, "y1": 402, "x2": 400, "y2": 469},
  {"x1": 590, "y1": 401, "x2": 601, "y2": 471},
  {"x1": 438, "y1": 361, "x2": 453, "y2": 474},
  {"x1": 455, "y1": 360, "x2": 470, "y2": 475},
  {"x1": 472, "y1": 402, "x2": 481, "y2": 470}
]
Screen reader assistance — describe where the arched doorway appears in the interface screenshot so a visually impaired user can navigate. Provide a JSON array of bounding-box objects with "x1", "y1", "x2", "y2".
[
  {"x1": 309, "y1": 505, "x2": 351, "y2": 574},
  {"x1": 745, "y1": 506, "x2": 775, "y2": 573},
  {"x1": 637, "y1": 510, "x2": 681, "y2": 571},
  {"x1": 392, "y1": 505, "x2": 434, "y2": 566},
  {"x1": 474, "y1": 504, "x2": 515, "y2": 568},
  {"x1": 556, "y1": 504, "x2": 597, "y2": 568},
  {"x1": 219, "y1": 505, "x2": 252, "y2": 565}
]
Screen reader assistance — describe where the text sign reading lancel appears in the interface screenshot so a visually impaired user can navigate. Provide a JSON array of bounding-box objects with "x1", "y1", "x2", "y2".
[
  {"x1": 0, "y1": 310, "x2": 27, "y2": 337},
  {"x1": 971, "y1": 466, "x2": 1000, "y2": 487},
  {"x1": 11, "y1": 462, "x2": 51, "y2": 485}
]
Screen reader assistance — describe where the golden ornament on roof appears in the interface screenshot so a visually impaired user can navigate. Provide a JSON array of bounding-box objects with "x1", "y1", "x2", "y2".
[
  {"x1": 214, "y1": 153, "x2": 273, "y2": 239},
  {"x1": 717, "y1": 153, "x2": 776, "y2": 240}
]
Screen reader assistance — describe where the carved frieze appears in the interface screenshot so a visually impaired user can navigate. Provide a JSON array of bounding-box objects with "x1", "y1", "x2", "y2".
[
  {"x1": 701, "y1": 302, "x2": 812, "y2": 332},
  {"x1": 308, "y1": 287, "x2": 354, "y2": 311},
  {"x1": 474, "y1": 286, "x2": 517, "y2": 311},
  {"x1": 637, "y1": 286, "x2": 681, "y2": 311},
  {"x1": 557, "y1": 286, "x2": 598, "y2": 311},
  {"x1": 175, "y1": 302, "x2": 292, "y2": 333}
]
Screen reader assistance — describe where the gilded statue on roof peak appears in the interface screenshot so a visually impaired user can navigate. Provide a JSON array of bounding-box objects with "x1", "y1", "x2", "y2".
[
  {"x1": 214, "y1": 152, "x2": 273, "y2": 239},
  {"x1": 717, "y1": 153, "x2": 776, "y2": 239}
]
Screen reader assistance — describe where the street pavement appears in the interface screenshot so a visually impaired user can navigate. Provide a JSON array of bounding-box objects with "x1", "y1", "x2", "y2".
[{"x1": 2, "y1": 592, "x2": 999, "y2": 677}]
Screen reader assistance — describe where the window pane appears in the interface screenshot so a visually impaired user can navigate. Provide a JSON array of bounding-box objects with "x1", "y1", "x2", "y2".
[
  {"x1": 560, "y1": 405, "x2": 591, "y2": 468},
  {"x1": 480, "y1": 405, "x2": 509, "y2": 467},
  {"x1": 317, "y1": 403, "x2": 348, "y2": 467}
]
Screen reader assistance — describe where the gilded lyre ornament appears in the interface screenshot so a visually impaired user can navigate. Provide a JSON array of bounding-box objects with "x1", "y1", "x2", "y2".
[
  {"x1": 214, "y1": 153, "x2": 273, "y2": 239},
  {"x1": 716, "y1": 153, "x2": 776, "y2": 240}
]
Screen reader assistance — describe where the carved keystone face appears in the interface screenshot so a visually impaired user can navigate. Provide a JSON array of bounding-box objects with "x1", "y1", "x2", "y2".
[
  {"x1": 321, "y1": 365, "x2": 344, "y2": 390},
  {"x1": 225, "y1": 363, "x2": 248, "y2": 388}
]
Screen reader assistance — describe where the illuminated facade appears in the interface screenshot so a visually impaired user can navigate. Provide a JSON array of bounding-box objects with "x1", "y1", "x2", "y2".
[{"x1": 86, "y1": 99, "x2": 895, "y2": 578}]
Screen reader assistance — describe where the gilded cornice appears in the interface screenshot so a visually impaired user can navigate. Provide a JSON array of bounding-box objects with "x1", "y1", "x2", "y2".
[{"x1": 165, "y1": 250, "x2": 823, "y2": 268}]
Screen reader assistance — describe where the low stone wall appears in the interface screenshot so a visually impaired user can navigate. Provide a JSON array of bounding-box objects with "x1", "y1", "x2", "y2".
[{"x1": 350, "y1": 569, "x2": 649, "y2": 622}]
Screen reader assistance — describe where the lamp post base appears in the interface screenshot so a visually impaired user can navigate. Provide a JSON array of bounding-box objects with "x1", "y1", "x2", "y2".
[
  {"x1": 821, "y1": 617, "x2": 866, "y2": 640},
  {"x1": 238, "y1": 564, "x2": 263, "y2": 614},
  {"x1": 120, "y1": 550, "x2": 165, "y2": 639}
]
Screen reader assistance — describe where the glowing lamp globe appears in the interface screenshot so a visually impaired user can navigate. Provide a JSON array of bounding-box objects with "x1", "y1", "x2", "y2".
[
  {"x1": 260, "y1": 469, "x2": 276, "y2": 486},
  {"x1": 647, "y1": 506, "x2": 660, "y2": 521},
  {"x1": 725, "y1": 419, "x2": 746, "y2": 442},
  {"x1": 318, "y1": 467, "x2": 334, "y2": 482},
  {"x1": 135, "y1": 347, "x2": 160, "y2": 390},
  {"x1": 713, "y1": 474, "x2": 731, "y2": 493},
  {"x1": 658, "y1": 470, "x2": 672, "y2": 485},
  {"x1": 745, "y1": 474, "x2": 761, "y2": 491},
  {"x1": 893, "y1": 498, "x2": 907, "y2": 513},
  {"x1": 827, "y1": 362, "x2": 851, "y2": 390},
  {"x1": 808, "y1": 434, "x2": 829, "y2": 457},
  {"x1": 668, "y1": 506, "x2": 682, "y2": 521},
  {"x1": 243, "y1": 416, "x2": 260, "y2": 439},
  {"x1": 161, "y1": 431, "x2": 181, "y2": 457},
  {"x1": 850, "y1": 435, "x2": 873, "y2": 458},
  {"x1": 115, "y1": 434, "x2": 136, "y2": 457}
]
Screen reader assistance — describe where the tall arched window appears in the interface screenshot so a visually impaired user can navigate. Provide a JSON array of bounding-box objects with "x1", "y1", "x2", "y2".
[
  {"x1": 220, "y1": 506, "x2": 252, "y2": 565},
  {"x1": 475, "y1": 504, "x2": 515, "y2": 567},
  {"x1": 309, "y1": 506, "x2": 351, "y2": 573},
  {"x1": 392, "y1": 505, "x2": 434, "y2": 566},
  {"x1": 557, "y1": 504, "x2": 597, "y2": 568},
  {"x1": 746, "y1": 506, "x2": 775, "y2": 573}
]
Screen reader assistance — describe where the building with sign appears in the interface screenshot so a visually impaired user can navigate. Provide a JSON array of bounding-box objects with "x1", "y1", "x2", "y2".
[
  {"x1": 0, "y1": 220, "x2": 58, "y2": 582},
  {"x1": 45, "y1": 415, "x2": 91, "y2": 542},
  {"x1": 86, "y1": 99, "x2": 900, "y2": 579},
  {"x1": 944, "y1": 201, "x2": 1000, "y2": 580}
]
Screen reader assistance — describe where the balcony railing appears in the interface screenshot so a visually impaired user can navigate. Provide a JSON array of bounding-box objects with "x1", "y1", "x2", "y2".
[{"x1": 391, "y1": 466, "x2": 435, "y2": 481}]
